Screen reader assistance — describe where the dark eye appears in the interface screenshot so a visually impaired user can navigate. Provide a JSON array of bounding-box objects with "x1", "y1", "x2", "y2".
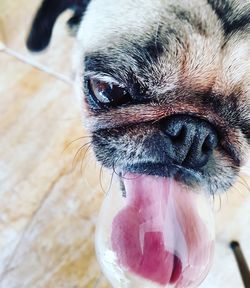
[{"x1": 88, "y1": 78, "x2": 132, "y2": 108}]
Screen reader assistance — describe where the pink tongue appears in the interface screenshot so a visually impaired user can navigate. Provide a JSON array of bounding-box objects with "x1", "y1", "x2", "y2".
[{"x1": 111, "y1": 174, "x2": 209, "y2": 286}]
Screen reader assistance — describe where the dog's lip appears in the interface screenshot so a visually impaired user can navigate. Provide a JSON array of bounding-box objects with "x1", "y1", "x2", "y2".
[{"x1": 118, "y1": 162, "x2": 202, "y2": 186}]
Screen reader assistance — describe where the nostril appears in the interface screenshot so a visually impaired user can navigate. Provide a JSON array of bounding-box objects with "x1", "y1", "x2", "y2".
[
  {"x1": 202, "y1": 133, "x2": 218, "y2": 154},
  {"x1": 169, "y1": 126, "x2": 186, "y2": 144},
  {"x1": 163, "y1": 120, "x2": 187, "y2": 145},
  {"x1": 202, "y1": 136, "x2": 212, "y2": 154}
]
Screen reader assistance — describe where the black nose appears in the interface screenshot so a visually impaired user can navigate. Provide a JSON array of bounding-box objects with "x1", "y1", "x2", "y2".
[{"x1": 160, "y1": 115, "x2": 218, "y2": 169}]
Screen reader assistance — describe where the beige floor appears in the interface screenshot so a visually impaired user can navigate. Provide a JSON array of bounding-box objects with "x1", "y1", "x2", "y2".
[
  {"x1": 0, "y1": 1, "x2": 250, "y2": 288},
  {"x1": 0, "y1": 1, "x2": 109, "y2": 287}
]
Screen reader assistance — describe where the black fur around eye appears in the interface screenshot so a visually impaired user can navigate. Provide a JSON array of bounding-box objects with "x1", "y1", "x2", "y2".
[{"x1": 88, "y1": 78, "x2": 132, "y2": 108}]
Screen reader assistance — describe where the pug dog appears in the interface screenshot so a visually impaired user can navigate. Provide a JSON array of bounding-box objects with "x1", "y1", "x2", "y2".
[
  {"x1": 27, "y1": 0, "x2": 250, "y2": 286},
  {"x1": 28, "y1": 0, "x2": 250, "y2": 195}
]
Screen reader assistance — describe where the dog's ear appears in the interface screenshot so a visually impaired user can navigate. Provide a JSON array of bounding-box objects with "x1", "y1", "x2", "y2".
[
  {"x1": 26, "y1": 0, "x2": 70, "y2": 52},
  {"x1": 26, "y1": 0, "x2": 91, "y2": 52}
]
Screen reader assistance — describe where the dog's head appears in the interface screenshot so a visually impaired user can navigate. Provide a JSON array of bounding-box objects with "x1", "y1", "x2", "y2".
[
  {"x1": 26, "y1": 0, "x2": 250, "y2": 195},
  {"x1": 74, "y1": 0, "x2": 250, "y2": 195}
]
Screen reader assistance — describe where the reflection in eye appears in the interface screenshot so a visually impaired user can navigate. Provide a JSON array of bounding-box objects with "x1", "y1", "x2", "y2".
[{"x1": 88, "y1": 78, "x2": 132, "y2": 107}]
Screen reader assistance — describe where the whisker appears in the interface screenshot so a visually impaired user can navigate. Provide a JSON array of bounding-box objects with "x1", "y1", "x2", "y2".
[
  {"x1": 238, "y1": 175, "x2": 250, "y2": 192},
  {"x1": 112, "y1": 160, "x2": 120, "y2": 178},
  {"x1": 80, "y1": 144, "x2": 92, "y2": 176},
  {"x1": 111, "y1": 162, "x2": 143, "y2": 181},
  {"x1": 218, "y1": 194, "x2": 222, "y2": 211},
  {"x1": 154, "y1": 19, "x2": 161, "y2": 51},
  {"x1": 72, "y1": 141, "x2": 92, "y2": 171},
  {"x1": 120, "y1": 173, "x2": 142, "y2": 180},
  {"x1": 99, "y1": 164, "x2": 106, "y2": 194},
  {"x1": 63, "y1": 135, "x2": 91, "y2": 153},
  {"x1": 98, "y1": 164, "x2": 115, "y2": 196},
  {"x1": 212, "y1": 193, "x2": 222, "y2": 212},
  {"x1": 212, "y1": 191, "x2": 215, "y2": 205},
  {"x1": 106, "y1": 170, "x2": 115, "y2": 196},
  {"x1": 230, "y1": 184, "x2": 246, "y2": 198}
]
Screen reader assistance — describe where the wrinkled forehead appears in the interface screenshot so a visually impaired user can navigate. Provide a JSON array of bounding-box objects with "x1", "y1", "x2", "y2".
[
  {"x1": 78, "y1": 1, "x2": 218, "y2": 93},
  {"x1": 76, "y1": 0, "x2": 250, "y2": 99},
  {"x1": 76, "y1": 0, "x2": 221, "y2": 77},
  {"x1": 77, "y1": 0, "x2": 250, "y2": 55},
  {"x1": 76, "y1": 0, "x2": 163, "y2": 53}
]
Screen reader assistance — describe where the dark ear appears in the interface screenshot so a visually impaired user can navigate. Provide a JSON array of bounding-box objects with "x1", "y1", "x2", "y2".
[
  {"x1": 26, "y1": 0, "x2": 70, "y2": 52},
  {"x1": 26, "y1": 0, "x2": 91, "y2": 52}
]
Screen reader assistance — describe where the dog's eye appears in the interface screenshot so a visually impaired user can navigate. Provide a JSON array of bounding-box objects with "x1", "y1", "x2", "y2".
[{"x1": 88, "y1": 78, "x2": 131, "y2": 107}]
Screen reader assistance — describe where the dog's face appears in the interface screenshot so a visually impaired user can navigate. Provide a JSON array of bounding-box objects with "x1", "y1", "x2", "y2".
[{"x1": 75, "y1": 0, "x2": 250, "y2": 195}]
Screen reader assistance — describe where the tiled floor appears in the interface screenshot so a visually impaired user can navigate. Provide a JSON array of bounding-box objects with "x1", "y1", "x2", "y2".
[
  {"x1": 0, "y1": 1, "x2": 110, "y2": 287},
  {"x1": 0, "y1": 1, "x2": 250, "y2": 288}
]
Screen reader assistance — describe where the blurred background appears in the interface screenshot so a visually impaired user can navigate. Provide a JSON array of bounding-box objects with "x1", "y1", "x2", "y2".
[
  {"x1": 0, "y1": 0, "x2": 110, "y2": 287},
  {"x1": 0, "y1": 1, "x2": 249, "y2": 287}
]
